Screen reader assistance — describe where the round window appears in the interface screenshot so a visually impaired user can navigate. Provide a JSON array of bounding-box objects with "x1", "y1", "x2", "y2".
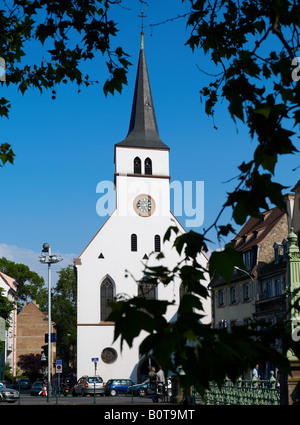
[{"x1": 101, "y1": 347, "x2": 118, "y2": 364}]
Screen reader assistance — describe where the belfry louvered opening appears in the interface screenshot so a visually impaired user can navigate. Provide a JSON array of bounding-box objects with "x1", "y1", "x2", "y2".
[{"x1": 131, "y1": 233, "x2": 137, "y2": 251}]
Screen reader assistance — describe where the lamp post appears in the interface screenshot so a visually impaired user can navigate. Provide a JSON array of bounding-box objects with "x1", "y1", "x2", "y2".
[
  {"x1": 39, "y1": 243, "x2": 62, "y2": 402},
  {"x1": 234, "y1": 266, "x2": 254, "y2": 281}
]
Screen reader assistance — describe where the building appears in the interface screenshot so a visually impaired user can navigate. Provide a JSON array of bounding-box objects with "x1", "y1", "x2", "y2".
[
  {"x1": 254, "y1": 240, "x2": 287, "y2": 324},
  {"x1": 0, "y1": 272, "x2": 18, "y2": 377},
  {"x1": 74, "y1": 34, "x2": 210, "y2": 382},
  {"x1": 16, "y1": 301, "x2": 56, "y2": 375},
  {"x1": 210, "y1": 207, "x2": 288, "y2": 331}
]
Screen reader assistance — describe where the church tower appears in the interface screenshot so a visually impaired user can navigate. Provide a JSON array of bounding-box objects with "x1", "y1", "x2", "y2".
[
  {"x1": 114, "y1": 32, "x2": 170, "y2": 222},
  {"x1": 74, "y1": 34, "x2": 210, "y2": 383}
]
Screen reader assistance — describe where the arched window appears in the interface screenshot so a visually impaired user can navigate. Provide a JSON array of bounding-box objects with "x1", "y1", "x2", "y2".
[
  {"x1": 145, "y1": 157, "x2": 152, "y2": 175},
  {"x1": 154, "y1": 235, "x2": 161, "y2": 252},
  {"x1": 131, "y1": 233, "x2": 137, "y2": 251},
  {"x1": 134, "y1": 157, "x2": 141, "y2": 174},
  {"x1": 100, "y1": 277, "x2": 114, "y2": 321},
  {"x1": 179, "y1": 283, "x2": 187, "y2": 301},
  {"x1": 138, "y1": 282, "x2": 156, "y2": 300}
]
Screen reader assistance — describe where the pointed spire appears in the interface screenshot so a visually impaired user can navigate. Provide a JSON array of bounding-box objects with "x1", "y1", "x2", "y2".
[{"x1": 116, "y1": 33, "x2": 169, "y2": 150}]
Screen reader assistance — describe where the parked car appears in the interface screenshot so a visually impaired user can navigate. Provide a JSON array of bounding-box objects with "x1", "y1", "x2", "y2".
[
  {"x1": 0, "y1": 380, "x2": 12, "y2": 388},
  {"x1": 127, "y1": 379, "x2": 150, "y2": 397},
  {"x1": 0, "y1": 383, "x2": 19, "y2": 403},
  {"x1": 127, "y1": 378, "x2": 172, "y2": 397},
  {"x1": 30, "y1": 381, "x2": 44, "y2": 396},
  {"x1": 72, "y1": 376, "x2": 105, "y2": 396},
  {"x1": 14, "y1": 378, "x2": 31, "y2": 390},
  {"x1": 104, "y1": 379, "x2": 134, "y2": 396}
]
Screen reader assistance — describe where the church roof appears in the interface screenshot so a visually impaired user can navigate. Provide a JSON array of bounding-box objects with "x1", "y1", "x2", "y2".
[{"x1": 115, "y1": 34, "x2": 169, "y2": 150}]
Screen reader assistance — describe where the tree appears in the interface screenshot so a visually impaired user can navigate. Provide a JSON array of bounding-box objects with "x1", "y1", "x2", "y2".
[
  {"x1": 184, "y1": 0, "x2": 299, "y2": 232},
  {"x1": 108, "y1": 0, "x2": 300, "y2": 399},
  {"x1": 0, "y1": 257, "x2": 45, "y2": 309},
  {"x1": 0, "y1": 0, "x2": 132, "y2": 166},
  {"x1": 51, "y1": 265, "x2": 77, "y2": 371},
  {"x1": 0, "y1": 288, "x2": 15, "y2": 325},
  {"x1": 16, "y1": 353, "x2": 42, "y2": 381},
  {"x1": 0, "y1": 287, "x2": 15, "y2": 355}
]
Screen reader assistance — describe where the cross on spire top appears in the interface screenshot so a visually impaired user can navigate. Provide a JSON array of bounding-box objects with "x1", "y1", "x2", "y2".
[{"x1": 138, "y1": 9, "x2": 147, "y2": 35}]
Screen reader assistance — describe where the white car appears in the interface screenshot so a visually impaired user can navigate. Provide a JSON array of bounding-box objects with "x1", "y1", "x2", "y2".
[
  {"x1": 0, "y1": 382, "x2": 19, "y2": 403},
  {"x1": 72, "y1": 376, "x2": 105, "y2": 396}
]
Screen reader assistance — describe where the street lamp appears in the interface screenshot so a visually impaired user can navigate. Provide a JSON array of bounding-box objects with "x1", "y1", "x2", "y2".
[
  {"x1": 39, "y1": 243, "x2": 62, "y2": 402},
  {"x1": 234, "y1": 266, "x2": 254, "y2": 281}
]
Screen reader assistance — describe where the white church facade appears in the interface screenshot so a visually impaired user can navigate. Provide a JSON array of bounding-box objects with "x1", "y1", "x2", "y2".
[{"x1": 74, "y1": 34, "x2": 211, "y2": 383}]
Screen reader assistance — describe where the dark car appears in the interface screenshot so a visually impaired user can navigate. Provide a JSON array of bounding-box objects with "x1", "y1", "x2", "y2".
[
  {"x1": 14, "y1": 378, "x2": 31, "y2": 390},
  {"x1": 0, "y1": 380, "x2": 12, "y2": 388},
  {"x1": 105, "y1": 379, "x2": 134, "y2": 396},
  {"x1": 127, "y1": 379, "x2": 150, "y2": 397},
  {"x1": 30, "y1": 381, "x2": 44, "y2": 396}
]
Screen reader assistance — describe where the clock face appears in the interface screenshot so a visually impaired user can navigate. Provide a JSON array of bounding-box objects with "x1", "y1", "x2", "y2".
[{"x1": 134, "y1": 195, "x2": 155, "y2": 217}]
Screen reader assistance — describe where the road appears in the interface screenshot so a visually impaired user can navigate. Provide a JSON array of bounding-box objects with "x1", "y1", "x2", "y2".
[
  {"x1": 3, "y1": 392, "x2": 200, "y2": 425},
  {"x1": 3, "y1": 392, "x2": 165, "y2": 405}
]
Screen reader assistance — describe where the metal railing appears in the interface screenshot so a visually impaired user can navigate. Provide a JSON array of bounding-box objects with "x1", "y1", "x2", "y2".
[{"x1": 194, "y1": 372, "x2": 280, "y2": 405}]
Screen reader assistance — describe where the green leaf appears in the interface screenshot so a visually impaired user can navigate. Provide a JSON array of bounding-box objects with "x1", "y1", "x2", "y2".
[
  {"x1": 209, "y1": 243, "x2": 244, "y2": 283},
  {"x1": 253, "y1": 105, "x2": 272, "y2": 118}
]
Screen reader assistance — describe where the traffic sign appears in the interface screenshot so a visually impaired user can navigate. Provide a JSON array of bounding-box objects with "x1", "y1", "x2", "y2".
[
  {"x1": 91, "y1": 357, "x2": 99, "y2": 362},
  {"x1": 56, "y1": 364, "x2": 62, "y2": 373},
  {"x1": 45, "y1": 333, "x2": 56, "y2": 343}
]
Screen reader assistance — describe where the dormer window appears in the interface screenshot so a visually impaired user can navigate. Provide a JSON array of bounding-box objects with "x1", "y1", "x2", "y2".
[
  {"x1": 242, "y1": 247, "x2": 257, "y2": 270},
  {"x1": 274, "y1": 242, "x2": 283, "y2": 264},
  {"x1": 145, "y1": 157, "x2": 152, "y2": 175},
  {"x1": 243, "y1": 251, "x2": 251, "y2": 269},
  {"x1": 134, "y1": 157, "x2": 141, "y2": 174}
]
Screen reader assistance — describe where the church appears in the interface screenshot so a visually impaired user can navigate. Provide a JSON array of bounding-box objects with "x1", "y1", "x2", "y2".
[{"x1": 74, "y1": 33, "x2": 211, "y2": 383}]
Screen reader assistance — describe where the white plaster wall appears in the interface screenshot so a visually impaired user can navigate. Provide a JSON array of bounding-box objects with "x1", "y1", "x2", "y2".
[
  {"x1": 76, "y1": 211, "x2": 211, "y2": 381},
  {"x1": 77, "y1": 214, "x2": 184, "y2": 324},
  {"x1": 115, "y1": 146, "x2": 170, "y2": 176},
  {"x1": 116, "y1": 175, "x2": 170, "y2": 217},
  {"x1": 77, "y1": 325, "x2": 151, "y2": 382}
]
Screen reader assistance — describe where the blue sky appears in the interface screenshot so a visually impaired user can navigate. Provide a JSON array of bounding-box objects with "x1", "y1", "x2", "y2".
[{"x1": 0, "y1": 0, "x2": 299, "y2": 284}]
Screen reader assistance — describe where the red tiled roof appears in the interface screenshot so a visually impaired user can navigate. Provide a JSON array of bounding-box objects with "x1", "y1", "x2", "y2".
[{"x1": 233, "y1": 207, "x2": 286, "y2": 252}]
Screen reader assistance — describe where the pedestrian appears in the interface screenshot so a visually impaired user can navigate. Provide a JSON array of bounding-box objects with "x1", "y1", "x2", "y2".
[
  {"x1": 157, "y1": 366, "x2": 166, "y2": 402},
  {"x1": 157, "y1": 366, "x2": 165, "y2": 383},
  {"x1": 149, "y1": 366, "x2": 158, "y2": 402},
  {"x1": 52, "y1": 375, "x2": 57, "y2": 396},
  {"x1": 252, "y1": 364, "x2": 261, "y2": 379},
  {"x1": 42, "y1": 382, "x2": 47, "y2": 397}
]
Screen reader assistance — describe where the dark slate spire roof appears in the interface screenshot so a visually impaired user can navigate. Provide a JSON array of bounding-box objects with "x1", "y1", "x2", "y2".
[{"x1": 116, "y1": 34, "x2": 169, "y2": 150}]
